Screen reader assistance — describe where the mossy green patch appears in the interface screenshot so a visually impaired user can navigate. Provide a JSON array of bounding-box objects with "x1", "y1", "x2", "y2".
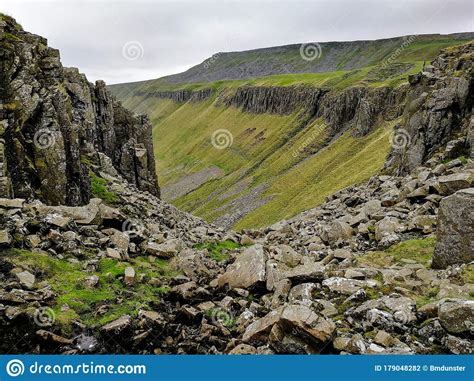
[
  {"x1": 204, "y1": 307, "x2": 236, "y2": 329},
  {"x1": 461, "y1": 264, "x2": 474, "y2": 284},
  {"x1": 3, "y1": 32, "x2": 22, "y2": 42},
  {"x1": 194, "y1": 240, "x2": 242, "y2": 262},
  {"x1": 90, "y1": 172, "x2": 118, "y2": 205},
  {"x1": 80, "y1": 155, "x2": 94, "y2": 168},
  {"x1": 357, "y1": 238, "x2": 444, "y2": 307},
  {"x1": 415, "y1": 287, "x2": 440, "y2": 308},
  {"x1": 0, "y1": 249, "x2": 177, "y2": 333},
  {"x1": 358, "y1": 237, "x2": 436, "y2": 268}
]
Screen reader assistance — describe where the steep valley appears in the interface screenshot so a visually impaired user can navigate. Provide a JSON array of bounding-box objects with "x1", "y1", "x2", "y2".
[{"x1": 111, "y1": 32, "x2": 473, "y2": 229}]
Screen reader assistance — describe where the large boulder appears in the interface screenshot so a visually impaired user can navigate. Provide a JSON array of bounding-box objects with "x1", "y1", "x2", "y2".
[
  {"x1": 0, "y1": 198, "x2": 25, "y2": 209},
  {"x1": 145, "y1": 239, "x2": 182, "y2": 258},
  {"x1": 282, "y1": 262, "x2": 325, "y2": 284},
  {"x1": 432, "y1": 188, "x2": 474, "y2": 269},
  {"x1": 436, "y1": 171, "x2": 474, "y2": 195},
  {"x1": 242, "y1": 307, "x2": 284, "y2": 342},
  {"x1": 321, "y1": 221, "x2": 353, "y2": 244},
  {"x1": 30, "y1": 199, "x2": 102, "y2": 225},
  {"x1": 438, "y1": 300, "x2": 474, "y2": 334},
  {"x1": 218, "y1": 245, "x2": 266, "y2": 289},
  {"x1": 243, "y1": 304, "x2": 335, "y2": 353},
  {"x1": 374, "y1": 217, "x2": 405, "y2": 241}
]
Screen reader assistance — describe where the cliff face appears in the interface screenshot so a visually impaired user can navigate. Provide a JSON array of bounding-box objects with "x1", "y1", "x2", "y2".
[
  {"x1": 135, "y1": 88, "x2": 214, "y2": 103},
  {"x1": 0, "y1": 15, "x2": 159, "y2": 205},
  {"x1": 138, "y1": 84, "x2": 406, "y2": 140},
  {"x1": 220, "y1": 85, "x2": 407, "y2": 137},
  {"x1": 386, "y1": 43, "x2": 473, "y2": 174}
]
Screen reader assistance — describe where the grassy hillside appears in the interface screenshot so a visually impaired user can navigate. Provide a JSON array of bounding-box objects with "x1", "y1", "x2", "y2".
[
  {"x1": 111, "y1": 34, "x2": 473, "y2": 229},
  {"x1": 149, "y1": 33, "x2": 473, "y2": 84}
]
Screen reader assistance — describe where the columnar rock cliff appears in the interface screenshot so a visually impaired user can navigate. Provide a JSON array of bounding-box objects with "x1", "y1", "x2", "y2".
[
  {"x1": 220, "y1": 85, "x2": 407, "y2": 137},
  {"x1": 0, "y1": 15, "x2": 159, "y2": 205},
  {"x1": 136, "y1": 83, "x2": 407, "y2": 142},
  {"x1": 135, "y1": 88, "x2": 214, "y2": 103}
]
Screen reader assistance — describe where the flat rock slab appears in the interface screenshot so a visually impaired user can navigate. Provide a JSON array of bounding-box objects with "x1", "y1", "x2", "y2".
[
  {"x1": 146, "y1": 239, "x2": 182, "y2": 258},
  {"x1": 437, "y1": 171, "x2": 474, "y2": 195},
  {"x1": 0, "y1": 198, "x2": 25, "y2": 209},
  {"x1": 243, "y1": 304, "x2": 335, "y2": 347},
  {"x1": 31, "y1": 198, "x2": 102, "y2": 225},
  {"x1": 101, "y1": 315, "x2": 132, "y2": 333},
  {"x1": 15, "y1": 271, "x2": 35, "y2": 289}
]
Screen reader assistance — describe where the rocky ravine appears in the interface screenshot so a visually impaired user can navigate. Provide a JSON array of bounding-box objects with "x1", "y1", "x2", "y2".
[{"x1": 0, "y1": 15, "x2": 473, "y2": 355}]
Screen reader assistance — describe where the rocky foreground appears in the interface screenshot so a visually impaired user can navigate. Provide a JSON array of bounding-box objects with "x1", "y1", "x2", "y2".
[
  {"x1": 0, "y1": 150, "x2": 472, "y2": 354},
  {"x1": 0, "y1": 15, "x2": 473, "y2": 354}
]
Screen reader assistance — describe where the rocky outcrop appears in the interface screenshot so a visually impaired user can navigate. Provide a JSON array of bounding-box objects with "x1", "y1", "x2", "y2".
[
  {"x1": 0, "y1": 15, "x2": 159, "y2": 204},
  {"x1": 318, "y1": 86, "x2": 406, "y2": 137},
  {"x1": 218, "y1": 84, "x2": 406, "y2": 138},
  {"x1": 136, "y1": 88, "x2": 213, "y2": 103},
  {"x1": 386, "y1": 43, "x2": 473, "y2": 174},
  {"x1": 432, "y1": 187, "x2": 474, "y2": 269},
  {"x1": 129, "y1": 75, "x2": 407, "y2": 142},
  {"x1": 220, "y1": 86, "x2": 326, "y2": 115},
  {"x1": 0, "y1": 144, "x2": 473, "y2": 355}
]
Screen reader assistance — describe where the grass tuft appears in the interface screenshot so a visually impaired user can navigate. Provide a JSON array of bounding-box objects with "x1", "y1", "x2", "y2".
[
  {"x1": 194, "y1": 240, "x2": 242, "y2": 262},
  {"x1": 90, "y1": 172, "x2": 118, "y2": 205},
  {"x1": 358, "y1": 237, "x2": 436, "y2": 268}
]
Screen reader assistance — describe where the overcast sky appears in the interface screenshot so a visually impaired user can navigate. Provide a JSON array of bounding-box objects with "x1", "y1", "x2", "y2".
[{"x1": 2, "y1": 0, "x2": 473, "y2": 84}]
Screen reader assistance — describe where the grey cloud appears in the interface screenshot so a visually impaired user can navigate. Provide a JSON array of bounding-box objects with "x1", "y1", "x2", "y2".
[{"x1": 2, "y1": 0, "x2": 473, "y2": 84}]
